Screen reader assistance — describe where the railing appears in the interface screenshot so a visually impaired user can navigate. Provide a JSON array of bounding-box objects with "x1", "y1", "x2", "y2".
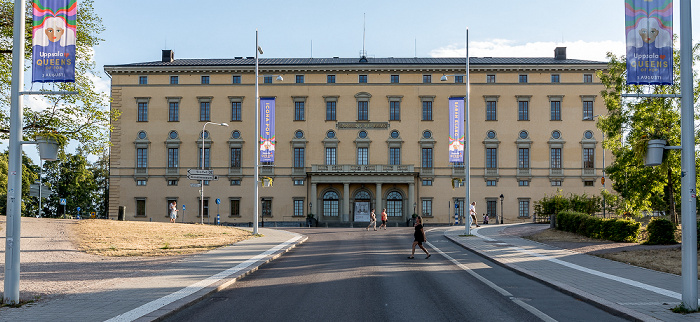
[
  {"x1": 485, "y1": 168, "x2": 498, "y2": 176},
  {"x1": 420, "y1": 168, "x2": 434, "y2": 176},
  {"x1": 166, "y1": 167, "x2": 179, "y2": 175},
  {"x1": 312, "y1": 164, "x2": 414, "y2": 173},
  {"x1": 549, "y1": 168, "x2": 563, "y2": 176},
  {"x1": 517, "y1": 168, "x2": 531, "y2": 176},
  {"x1": 135, "y1": 167, "x2": 147, "y2": 175},
  {"x1": 582, "y1": 168, "x2": 596, "y2": 176},
  {"x1": 228, "y1": 167, "x2": 242, "y2": 175},
  {"x1": 452, "y1": 166, "x2": 465, "y2": 176},
  {"x1": 291, "y1": 167, "x2": 307, "y2": 176},
  {"x1": 261, "y1": 166, "x2": 274, "y2": 175}
]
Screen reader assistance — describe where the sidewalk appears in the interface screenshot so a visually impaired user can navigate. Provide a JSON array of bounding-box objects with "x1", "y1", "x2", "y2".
[
  {"x1": 0, "y1": 228, "x2": 306, "y2": 322},
  {"x1": 444, "y1": 224, "x2": 700, "y2": 322}
]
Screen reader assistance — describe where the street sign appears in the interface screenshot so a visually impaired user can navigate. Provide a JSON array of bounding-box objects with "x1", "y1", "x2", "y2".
[
  {"x1": 59, "y1": 198, "x2": 66, "y2": 205},
  {"x1": 190, "y1": 183, "x2": 201, "y2": 187},
  {"x1": 29, "y1": 183, "x2": 52, "y2": 197},
  {"x1": 216, "y1": 198, "x2": 221, "y2": 204},
  {"x1": 187, "y1": 169, "x2": 214, "y2": 176},
  {"x1": 187, "y1": 174, "x2": 218, "y2": 181}
]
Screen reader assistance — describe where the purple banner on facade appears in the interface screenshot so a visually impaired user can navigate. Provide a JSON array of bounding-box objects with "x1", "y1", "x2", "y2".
[
  {"x1": 625, "y1": 0, "x2": 673, "y2": 85},
  {"x1": 260, "y1": 97, "x2": 275, "y2": 162},
  {"x1": 448, "y1": 97, "x2": 464, "y2": 163},
  {"x1": 32, "y1": 0, "x2": 77, "y2": 83}
]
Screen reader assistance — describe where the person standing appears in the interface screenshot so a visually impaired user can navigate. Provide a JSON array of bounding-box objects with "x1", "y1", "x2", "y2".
[
  {"x1": 469, "y1": 201, "x2": 480, "y2": 227},
  {"x1": 169, "y1": 201, "x2": 178, "y2": 223},
  {"x1": 378, "y1": 208, "x2": 388, "y2": 230},
  {"x1": 366, "y1": 209, "x2": 377, "y2": 231},
  {"x1": 408, "y1": 215, "x2": 430, "y2": 259}
]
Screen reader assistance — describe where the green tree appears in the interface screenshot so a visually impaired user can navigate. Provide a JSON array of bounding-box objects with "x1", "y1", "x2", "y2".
[
  {"x1": 42, "y1": 152, "x2": 97, "y2": 217},
  {"x1": 0, "y1": 0, "x2": 116, "y2": 154},
  {"x1": 597, "y1": 44, "x2": 700, "y2": 221},
  {"x1": 0, "y1": 150, "x2": 39, "y2": 216}
]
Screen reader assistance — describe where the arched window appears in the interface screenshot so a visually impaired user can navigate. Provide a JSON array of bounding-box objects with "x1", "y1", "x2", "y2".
[
  {"x1": 355, "y1": 190, "x2": 371, "y2": 200},
  {"x1": 386, "y1": 191, "x2": 403, "y2": 217},
  {"x1": 323, "y1": 191, "x2": 339, "y2": 217}
]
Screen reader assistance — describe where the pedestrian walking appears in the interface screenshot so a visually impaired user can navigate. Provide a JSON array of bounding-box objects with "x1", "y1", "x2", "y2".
[
  {"x1": 169, "y1": 201, "x2": 178, "y2": 223},
  {"x1": 469, "y1": 202, "x2": 480, "y2": 227},
  {"x1": 408, "y1": 215, "x2": 430, "y2": 259},
  {"x1": 378, "y1": 208, "x2": 388, "y2": 230},
  {"x1": 366, "y1": 209, "x2": 377, "y2": 231},
  {"x1": 483, "y1": 213, "x2": 489, "y2": 225}
]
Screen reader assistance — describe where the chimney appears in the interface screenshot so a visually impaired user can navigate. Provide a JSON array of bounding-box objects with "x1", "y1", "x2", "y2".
[
  {"x1": 554, "y1": 47, "x2": 566, "y2": 60},
  {"x1": 162, "y1": 50, "x2": 174, "y2": 62}
]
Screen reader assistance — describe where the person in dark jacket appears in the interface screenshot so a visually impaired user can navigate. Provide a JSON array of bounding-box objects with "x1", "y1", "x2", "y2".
[{"x1": 408, "y1": 216, "x2": 430, "y2": 259}]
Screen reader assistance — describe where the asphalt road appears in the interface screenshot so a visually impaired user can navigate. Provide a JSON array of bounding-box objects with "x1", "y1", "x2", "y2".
[{"x1": 165, "y1": 227, "x2": 627, "y2": 322}]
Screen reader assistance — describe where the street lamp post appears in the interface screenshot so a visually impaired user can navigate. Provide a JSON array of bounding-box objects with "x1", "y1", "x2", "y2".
[
  {"x1": 441, "y1": 27, "x2": 470, "y2": 235},
  {"x1": 201, "y1": 122, "x2": 228, "y2": 225},
  {"x1": 499, "y1": 194, "x2": 504, "y2": 224}
]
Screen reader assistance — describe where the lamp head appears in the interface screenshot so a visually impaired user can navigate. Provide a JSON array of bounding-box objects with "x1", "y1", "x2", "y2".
[
  {"x1": 276, "y1": 75, "x2": 284, "y2": 81},
  {"x1": 499, "y1": 194, "x2": 504, "y2": 200},
  {"x1": 220, "y1": 123, "x2": 229, "y2": 127},
  {"x1": 257, "y1": 46, "x2": 263, "y2": 55},
  {"x1": 440, "y1": 75, "x2": 448, "y2": 82}
]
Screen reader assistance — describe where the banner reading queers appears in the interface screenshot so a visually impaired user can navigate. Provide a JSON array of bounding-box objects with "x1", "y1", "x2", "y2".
[
  {"x1": 448, "y1": 97, "x2": 464, "y2": 163},
  {"x1": 625, "y1": 0, "x2": 673, "y2": 85},
  {"x1": 32, "y1": 0, "x2": 77, "y2": 83},
  {"x1": 260, "y1": 98, "x2": 275, "y2": 162}
]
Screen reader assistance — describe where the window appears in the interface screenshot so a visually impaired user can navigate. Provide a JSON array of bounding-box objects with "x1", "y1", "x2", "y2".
[
  {"x1": 518, "y1": 101, "x2": 529, "y2": 121},
  {"x1": 231, "y1": 148, "x2": 241, "y2": 168},
  {"x1": 422, "y1": 179, "x2": 432, "y2": 186},
  {"x1": 583, "y1": 101, "x2": 594, "y2": 120},
  {"x1": 137, "y1": 102, "x2": 148, "y2": 122},
  {"x1": 199, "y1": 148, "x2": 210, "y2": 168},
  {"x1": 583, "y1": 148, "x2": 595, "y2": 169},
  {"x1": 170, "y1": 76, "x2": 178, "y2": 84},
  {"x1": 230, "y1": 199, "x2": 240, "y2": 217},
  {"x1": 357, "y1": 101, "x2": 369, "y2": 120},
  {"x1": 422, "y1": 101, "x2": 433, "y2": 121},
  {"x1": 322, "y1": 191, "x2": 339, "y2": 217},
  {"x1": 137, "y1": 148, "x2": 148, "y2": 168},
  {"x1": 584, "y1": 181, "x2": 594, "y2": 187},
  {"x1": 584, "y1": 74, "x2": 593, "y2": 83},
  {"x1": 294, "y1": 179, "x2": 304, "y2": 186},
  {"x1": 454, "y1": 199, "x2": 465, "y2": 219},
  {"x1": 551, "y1": 180, "x2": 562, "y2": 186},
  {"x1": 294, "y1": 199, "x2": 304, "y2": 217},
  {"x1": 486, "y1": 101, "x2": 497, "y2": 121},
  {"x1": 518, "y1": 148, "x2": 530, "y2": 169},
  {"x1": 389, "y1": 147, "x2": 401, "y2": 165},
  {"x1": 168, "y1": 101, "x2": 179, "y2": 122},
  {"x1": 454, "y1": 75, "x2": 464, "y2": 83},
  {"x1": 327, "y1": 75, "x2": 336, "y2": 83},
  {"x1": 486, "y1": 180, "x2": 497, "y2": 186},
  {"x1": 325, "y1": 147, "x2": 336, "y2": 165},
  {"x1": 167, "y1": 180, "x2": 178, "y2": 186},
  {"x1": 200, "y1": 76, "x2": 209, "y2": 84},
  {"x1": 230, "y1": 180, "x2": 241, "y2": 186},
  {"x1": 519, "y1": 180, "x2": 530, "y2": 186},
  {"x1": 422, "y1": 199, "x2": 432, "y2": 217},
  {"x1": 486, "y1": 200, "x2": 497, "y2": 218},
  {"x1": 231, "y1": 101, "x2": 242, "y2": 121},
  {"x1": 139, "y1": 76, "x2": 147, "y2": 85},
  {"x1": 423, "y1": 75, "x2": 432, "y2": 83},
  {"x1": 136, "y1": 198, "x2": 146, "y2": 217},
  {"x1": 386, "y1": 191, "x2": 403, "y2": 217},
  {"x1": 357, "y1": 147, "x2": 368, "y2": 165},
  {"x1": 519, "y1": 74, "x2": 528, "y2": 83},
  {"x1": 486, "y1": 148, "x2": 498, "y2": 169},
  {"x1": 389, "y1": 101, "x2": 400, "y2": 121},
  {"x1": 550, "y1": 101, "x2": 561, "y2": 121},
  {"x1": 326, "y1": 101, "x2": 336, "y2": 121},
  {"x1": 264, "y1": 76, "x2": 272, "y2": 83},
  {"x1": 421, "y1": 148, "x2": 433, "y2": 168},
  {"x1": 551, "y1": 74, "x2": 560, "y2": 83},
  {"x1": 167, "y1": 148, "x2": 179, "y2": 168},
  {"x1": 550, "y1": 148, "x2": 562, "y2": 169},
  {"x1": 232, "y1": 75, "x2": 241, "y2": 84},
  {"x1": 294, "y1": 101, "x2": 305, "y2": 121},
  {"x1": 294, "y1": 148, "x2": 305, "y2": 168},
  {"x1": 518, "y1": 199, "x2": 530, "y2": 217},
  {"x1": 136, "y1": 180, "x2": 146, "y2": 186},
  {"x1": 261, "y1": 198, "x2": 272, "y2": 217},
  {"x1": 200, "y1": 101, "x2": 211, "y2": 122},
  {"x1": 359, "y1": 75, "x2": 368, "y2": 83},
  {"x1": 295, "y1": 75, "x2": 304, "y2": 83},
  {"x1": 486, "y1": 75, "x2": 496, "y2": 83},
  {"x1": 391, "y1": 75, "x2": 399, "y2": 83}
]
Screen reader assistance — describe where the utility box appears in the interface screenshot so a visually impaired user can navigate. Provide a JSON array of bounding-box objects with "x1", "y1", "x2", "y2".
[{"x1": 645, "y1": 139, "x2": 666, "y2": 167}]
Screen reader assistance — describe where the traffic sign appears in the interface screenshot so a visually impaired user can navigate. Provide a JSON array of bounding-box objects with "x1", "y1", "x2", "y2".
[
  {"x1": 216, "y1": 198, "x2": 221, "y2": 204},
  {"x1": 190, "y1": 183, "x2": 202, "y2": 187},
  {"x1": 59, "y1": 198, "x2": 66, "y2": 205},
  {"x1": 188, "y1": 169, "x2": 214, "y2": 176},
  {"x1": 187, "y1": 174, "x2": 218, "y2": 181}
]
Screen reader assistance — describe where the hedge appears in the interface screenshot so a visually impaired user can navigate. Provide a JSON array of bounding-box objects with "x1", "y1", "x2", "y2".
[{"x1": 556, "y1": 210, "x2": 640, "y2": 243}]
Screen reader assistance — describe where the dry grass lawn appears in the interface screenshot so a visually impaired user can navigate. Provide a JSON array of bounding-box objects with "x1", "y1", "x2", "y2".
[{"x1": 72, "y1": 220, "x2": 254, "y2": 257}]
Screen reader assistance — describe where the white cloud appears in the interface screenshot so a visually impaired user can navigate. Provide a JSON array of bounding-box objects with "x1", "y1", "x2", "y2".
[{"x1": 430, "y1": 39, "x2": 626, "y2": 62}]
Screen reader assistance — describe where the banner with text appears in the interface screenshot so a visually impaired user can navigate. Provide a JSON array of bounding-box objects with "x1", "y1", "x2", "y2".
[
  {"x1": 260, "y1": 97, "x2": 276, "y2": 162},
  {"x1": 32, "y1": 0, "x2": 77, "y2": 83},
  {"x1": 448, "y1": 97, "x2": 465, "y2": 163},
  {"x1": 625, "y1": 0, "x2": 673, "y2": 85}
]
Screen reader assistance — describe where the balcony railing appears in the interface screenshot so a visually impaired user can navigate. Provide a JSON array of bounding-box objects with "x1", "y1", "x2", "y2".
[
  {"x1": 166, "y1": 167, "x2": 179, "y2": 175},
  {"x1": 135, "y1": 167, "x2": 147, "y2": 175},
  {"x1": 485, "y1": 168, "x2": 498, "y2": 176},
  {"x1": 312, "y1": 164, "x2": 414, "y2": 173},
  {"x1": 582, "y1": 168, "x2": 596, "y2": 176},
  {"x1": 228, "y1": 167, "x2": 242, "y2": 175},
  {"x1": 261, "y1": 166, "x2": 275, "y2": 176},
  {"x1": 549, "y1": 168, "x2": 563, "y2": 176},
  {"x1": 517, "y1": 168, "x2": 531, "y2": 176}
]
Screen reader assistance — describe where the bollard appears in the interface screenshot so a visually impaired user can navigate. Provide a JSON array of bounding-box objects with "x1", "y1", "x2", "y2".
[{"x1": 216, "y1": 213, "x2": 220, "y2": 225}]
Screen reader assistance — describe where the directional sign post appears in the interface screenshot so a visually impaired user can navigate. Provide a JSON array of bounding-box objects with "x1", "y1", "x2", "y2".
[{"x1": 187, "y1": 169, "x2": 213, "y2": 176}]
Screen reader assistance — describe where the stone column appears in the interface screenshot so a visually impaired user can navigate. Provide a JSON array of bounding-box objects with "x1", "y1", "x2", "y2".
[
  {"x1": 343, "y1": 182, "x2": 350, "y2": 222},
  {"x1": 375, "y1": 182, "x2": 382, "y2": 213},
  {"x1": 311, "y1": 183, "x2": 317, "y2": 217},
  {"x1": 408, "y1": 182, "x2": 415, "y2": 220}
]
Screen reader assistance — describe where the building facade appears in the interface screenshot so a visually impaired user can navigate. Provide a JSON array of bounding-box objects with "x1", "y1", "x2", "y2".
[{"x1": 104, "y1": 48, "x2": 608, "y2": 225}]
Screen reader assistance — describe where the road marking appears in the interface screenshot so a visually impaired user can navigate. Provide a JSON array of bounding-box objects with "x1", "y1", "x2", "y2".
[
  {"x1": 425, "y1": 228, "x2": 557, "y2": 322},
  {"x1": 105, "y1": 235, "x2": 303, "y2": 322}
]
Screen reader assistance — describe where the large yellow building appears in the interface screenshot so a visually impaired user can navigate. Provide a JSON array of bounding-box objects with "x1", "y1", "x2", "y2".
[{"x1": 104, "y1": 47, "x2": 607, "y2": 225}]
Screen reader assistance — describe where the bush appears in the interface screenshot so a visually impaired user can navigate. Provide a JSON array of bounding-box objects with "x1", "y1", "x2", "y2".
[
  {"x1": 644, "y1": 218, "x2": 677, "y2": 245},
  {"x1": 556, "y1": 210, "x2": 639, "y2": 242}
]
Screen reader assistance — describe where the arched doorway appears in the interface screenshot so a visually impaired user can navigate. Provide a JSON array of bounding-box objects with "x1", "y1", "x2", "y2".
[
  {"x1": 353, "y1": 190, "x2": 371, "y2": 222},
  {"x1": 322, "y1": 191, "x2": 339, "y2": 218},
  {"x1": 386, "y1": 191, "x2": 403, "y2": 218}
]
